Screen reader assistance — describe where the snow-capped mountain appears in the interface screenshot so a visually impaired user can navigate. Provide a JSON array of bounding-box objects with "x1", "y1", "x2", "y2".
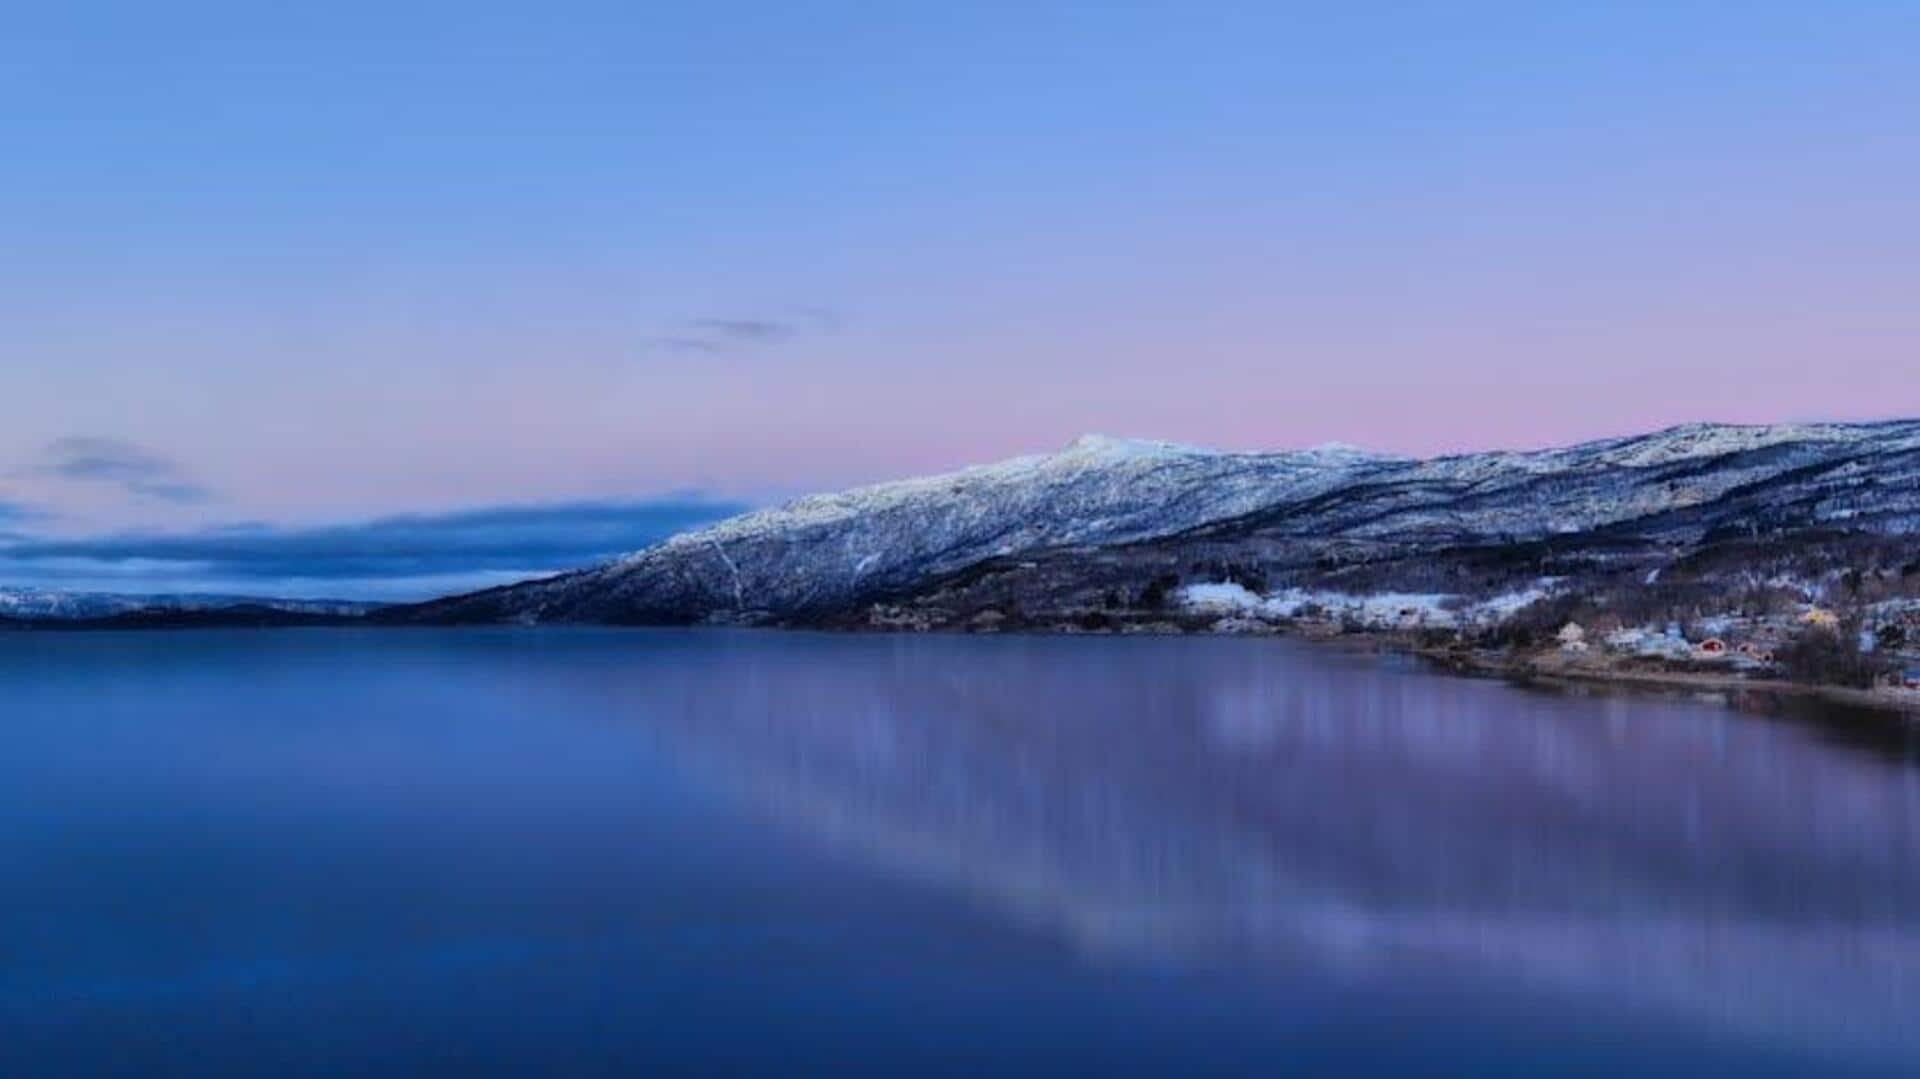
[
  {"x1": 392, "y1": 434, "x2": 1398, "y2": 623},
  {"x1": 392, "y1": 420, "x2": 1920, "y2": 627},
  {"x1": 0, "y1": 589, "x2": 379, "y2": 622}
]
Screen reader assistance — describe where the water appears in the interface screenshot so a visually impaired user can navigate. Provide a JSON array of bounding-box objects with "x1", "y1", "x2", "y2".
[{"x1": 2, "y1": 628, "x2": 1917, "y2": 1076}]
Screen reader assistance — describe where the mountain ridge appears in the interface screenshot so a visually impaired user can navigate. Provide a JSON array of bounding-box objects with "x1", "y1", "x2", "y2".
[{"x1": 387, "y1": 419, "x2": 1920, "y2": 630}]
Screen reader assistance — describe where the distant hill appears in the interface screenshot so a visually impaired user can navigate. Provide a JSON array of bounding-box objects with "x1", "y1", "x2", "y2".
[{"x1": 0, "y1": 588, "x2": 381, "y2": 626}]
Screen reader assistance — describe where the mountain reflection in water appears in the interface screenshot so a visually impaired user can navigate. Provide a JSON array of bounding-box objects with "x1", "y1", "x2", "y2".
[
  {"x1": 3, "y1": 628, "x2": 1916, "y2": 1074},
  {"x1": 621, "y1": 633, "x2": 1920, "y2": 1057}
]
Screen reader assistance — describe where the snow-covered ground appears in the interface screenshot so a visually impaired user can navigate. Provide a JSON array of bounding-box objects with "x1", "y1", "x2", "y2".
[{"x1": 1178, "y1": 581, "x2": 1551, "y2": 629}]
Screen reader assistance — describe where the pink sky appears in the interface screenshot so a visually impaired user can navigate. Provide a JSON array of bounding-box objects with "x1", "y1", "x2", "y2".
[{"x1": 2, "y1": 3, "x2": 1915, "y2": 534}]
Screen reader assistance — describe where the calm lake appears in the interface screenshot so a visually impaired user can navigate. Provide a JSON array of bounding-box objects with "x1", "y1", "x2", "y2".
[{"x1": 2, "y1": 628, "x2": 1917, "y2": 1075}]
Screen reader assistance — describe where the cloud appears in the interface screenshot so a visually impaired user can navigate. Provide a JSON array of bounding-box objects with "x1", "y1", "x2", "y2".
[
  {"x1": 0, "y1": 497, "x2": 748, "y2": 601},
  {"x1": 645, "y1": 336, "x2": 724, "y2": 356},
  {"x1": 642, "y1": 308, "x2": 842, "y2": 358},
  {"x1": 31, "y1": 436, "x2": 212, "y2": 503},
  {"x1": 691, "y1": 318, "x2": 795, "y2": 343}
]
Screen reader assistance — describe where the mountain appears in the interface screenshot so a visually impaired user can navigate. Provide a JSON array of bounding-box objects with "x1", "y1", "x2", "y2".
[
  {"x1": 390, "y1": 420, "x2": 1920, "y2": 631},
  {"x1": 0, "y1": 589, "x2": 381, "y2": 623}
]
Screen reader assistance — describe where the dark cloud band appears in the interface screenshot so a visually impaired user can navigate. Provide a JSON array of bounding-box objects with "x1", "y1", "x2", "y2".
[{"x1": 0, "y1": 497, "x2": 746, "y2": 599}]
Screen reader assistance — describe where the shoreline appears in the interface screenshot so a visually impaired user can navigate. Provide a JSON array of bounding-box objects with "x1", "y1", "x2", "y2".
[
  {"x1": 8, "y1": 612, "x2": 1919, "y2": 721},
  {"x1": 1393, "y1": 635, "x2": 1920, "y2": 719},
  {"x1": 974, "y1": 612, "x2": 1920, "y2": 720},
  {"x1": 1008, "y1": 613, "x2": 1920, "y2": 721}
]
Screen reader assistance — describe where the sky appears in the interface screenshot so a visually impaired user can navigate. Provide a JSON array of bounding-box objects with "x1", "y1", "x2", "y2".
[{"x1": 2, "y1": 2, "x2": 1916, "y2": 597}]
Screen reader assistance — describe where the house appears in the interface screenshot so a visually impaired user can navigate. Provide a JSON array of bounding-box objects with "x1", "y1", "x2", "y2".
[
  {"x1": 1604, "y1": 628, "x2": 1648, "y2": 651},
  {"x1": 1801, "y1": 607, "x2": 1840, "y2": 629},
  {"x1": 1557, "y1": 622, "x2": 1587, "y2": 652},
  {"x1": 1623, "y1": 625, "x2": 1692, "y2": 659},
  {"x1": 1606, "y1": 624, "x2": 1696, "y2": 659}
]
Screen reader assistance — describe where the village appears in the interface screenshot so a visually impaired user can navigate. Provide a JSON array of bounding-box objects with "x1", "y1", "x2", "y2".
[
  {"x1": 1174, "y1": 582, "x2": 1920, "y2": 704},
  {"x1": 1545, "y1": 606, "x2": 1920, "y2": 690}
]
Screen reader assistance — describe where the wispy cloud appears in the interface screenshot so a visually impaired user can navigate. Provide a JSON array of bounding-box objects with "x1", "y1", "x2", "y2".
[
  {"x1": 31, "y1": 436, "x2": 212, "y2": 503},
  {"x1": 690, "y1": 318, "x2": 795, "y2": 343},
  {"x1": 641, "y1": 308, "x2": 842, "y2": 358},
  {"x1": 645, "y1": 336, "x2": 725, "y2": 356},
  {"x1": 0, "y1": 497, "x2": 748, "y2": 600}
]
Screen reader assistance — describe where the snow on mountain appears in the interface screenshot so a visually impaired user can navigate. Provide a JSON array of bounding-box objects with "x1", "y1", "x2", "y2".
[
  {"x1": 409, "y1": 435, "x2": 1394, "y2": 624},
  {"x1": 0, "y1": 589, "x2": 379, "y2": 621},
  {"x1": 394, "y1": 420, "x2": 1920, "y2": 627}
]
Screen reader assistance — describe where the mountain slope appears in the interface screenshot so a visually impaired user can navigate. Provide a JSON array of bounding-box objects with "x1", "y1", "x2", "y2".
[
  {"x1": 391, "y1": 421, "x2": 1920, "y2": 628},
  {"x1": 393, "y1": 435, "x2": 1401, "y2": 623}
]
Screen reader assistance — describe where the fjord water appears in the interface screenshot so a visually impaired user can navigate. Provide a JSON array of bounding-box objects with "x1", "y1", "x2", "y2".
[{"x1": 3, "y1": 631, "x2": 1917, "y2": 1076}]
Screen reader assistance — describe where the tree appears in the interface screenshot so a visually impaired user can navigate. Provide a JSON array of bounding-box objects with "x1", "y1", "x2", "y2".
[{"x1": 1774, "y1": 625, "x2": 1889, "y2": 689}]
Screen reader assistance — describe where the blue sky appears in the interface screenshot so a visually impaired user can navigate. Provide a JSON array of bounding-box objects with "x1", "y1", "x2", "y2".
[{"x1": 2, "y1": 3, "x2": 1916, "y2": 597}]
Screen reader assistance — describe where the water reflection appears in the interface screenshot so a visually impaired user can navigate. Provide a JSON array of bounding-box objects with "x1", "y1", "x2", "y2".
[
  {"x1": 609, "y1": 633, "x2": 1920, "y2": 1059},
  {"x1": 5, "y1": 628, "x2": 1917, "y2": 1072}
]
